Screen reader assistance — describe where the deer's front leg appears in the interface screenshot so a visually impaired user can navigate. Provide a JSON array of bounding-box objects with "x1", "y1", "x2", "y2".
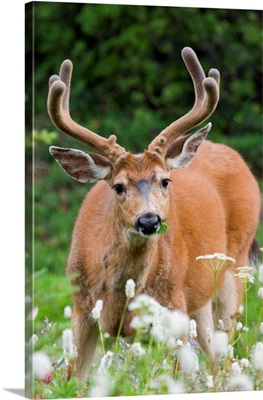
[
  {"x1": 190, "y1": 299, "x2": 215, "y2": 363},
  {"x1": 71, "y1": 308, "x2": 99, "y2": 381}
]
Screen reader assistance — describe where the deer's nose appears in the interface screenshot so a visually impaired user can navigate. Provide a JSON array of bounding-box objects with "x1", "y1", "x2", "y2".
[{"x1": 135, "y1": 212, "x2": 161, "y2": 235}]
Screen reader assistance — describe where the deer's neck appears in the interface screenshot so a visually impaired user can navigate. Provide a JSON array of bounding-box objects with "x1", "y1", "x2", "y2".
[{"x1": 104, "y1": 227, "x2": 158, "y2": 293}]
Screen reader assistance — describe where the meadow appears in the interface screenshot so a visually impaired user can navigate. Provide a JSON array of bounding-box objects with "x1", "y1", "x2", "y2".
[
  {"x1": 30, "y1": 257, "x2": 263, "y2": 398},
  {"x1": 27, "y1": 156, "x2": 263, "y2": 398}
]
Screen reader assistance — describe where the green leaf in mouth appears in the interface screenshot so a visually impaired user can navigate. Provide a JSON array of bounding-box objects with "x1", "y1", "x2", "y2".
[{"x1": 157, "y1": 219, "x2": 169, "y2": 234}]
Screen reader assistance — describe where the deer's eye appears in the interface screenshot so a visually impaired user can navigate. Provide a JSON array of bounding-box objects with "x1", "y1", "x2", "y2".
[
  {"x1": 112, "y1": 183, "x2": 125, "y2": 195},
  {"x1": 161, "y1": 178, "x2": 172, "y2": 189}
]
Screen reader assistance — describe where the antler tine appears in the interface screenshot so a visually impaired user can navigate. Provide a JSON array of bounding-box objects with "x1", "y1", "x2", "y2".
[
  {"x1": 47, "y1": 60, "x2": 127, "y2": 163},
  {"x1": 148, "y1": 47, "x2": 220, "y2": 157},
  {"x1": 182, "y1": 47, "x2": 206, "y2": 107},
  {"x1": 58, "y1": 59, "x2": 72, "y2": 115}
]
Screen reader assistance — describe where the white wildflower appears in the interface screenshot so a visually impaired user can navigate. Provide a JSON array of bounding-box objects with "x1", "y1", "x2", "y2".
[
  {"x1": 27, "y1": 307, "x2": 39, "y2": 321},
  {"x1": 218, "y1": 319, "x2": 224, "y2": 330},
  {"x1": 213, "y1": 253, "x2": 235, "y2": 262},
  {"x1": 29, "y1": 334, "x2": 38, "y2": 345},
  {"x1": 236, "y1": 322, "x2": 243, "y2": 332},
  {"x1": 196, "y1": 254, "x2": 215, "y2": 260},
  {"x1": 231, "y1": 361, "x2": 242, "y2": 375},
  {"x1": 128, "y1": 293, "x2": 161, "y2": 313},
  {"x1": 130, "y1": 314, "x2": 153, "y2": 330},
  {"x1": 258, "y1": 287, "x2": 263, "y2": 299},
  {"x1": 226, "y1": 374, "x2": 254, "y2": 391},
  {"x1": 176, "y1": 339, "x2": 184, "y2": 348},
  {"x1": 98, "y1": 351, "x2": 114, "y2": 374},
  {"x1": 242, "y1": 326, "x2": 249, "y2": 332},
  {"x1": 92, "y1": 300, "x2": 103, "y2": 320},
  {"x1": 62, "y1": 328, "x2": 77, "y2": 357},
  {"x1": 63, "y1": 305, "x2": 72, "y2": 319},
  {"x1": 196, "y1": 253, "x2": 235, "y2": 263},
  {"x1": 151, "y1": 309, "x2": 189, "y2": 347},
  {"x1": 234, "y1": 266, "x2": 255, "y2": 284},
  {"x1": 260, "y1": 322, "x2": 263, "y2": 334},
  {"x1": 189, "y1": 319, "x2": 197, "y2": 339},
  {"x1": 130, "y1": 342, "x2": 146, "y2": 357},
  {"x1": 258, "y1": 263, "x2": 263, "y2": 283},
  {"x1": 206, "y1": 327, "x2": 212, "y2": 343},
  {"x1": 240, "y1": 358, "x2": 250, "y2": 369},
  {"x1": 178, "y1": 343, "x2": 199, "y2": 375},
  {"x1": 90, "y1": 372, "x2": 110, "y2": 397},
  {"x1": 238, "y1": 304, "x2": 244, "y2": 314},
  {"x1": 150, "y1": 374, "x2": 185, "y2": 394},
  {"x1": 32, "y1": 351, "x2": 52, "y2": 380},
  {"x1": 228, "y1": 345, "x2": 234, "y2": 359},
  {"x1": 129, "y1": 294, "x2": 189, "y2": 347},
  {"x1": 251, "y1": 342, "x2": 263, "y2": 371},
  {"x1": 236, "y1": 266, "x2": 253, "y2": 273},
  {"x1": 213, "y1": 331, "x2": 229, "y2": 359},
  {"x1": 206, "y1": 374, "x2": 214, "y2": 388},
  {"x1": 125, "y1": 279, "x2": 136, "y2": 298}
]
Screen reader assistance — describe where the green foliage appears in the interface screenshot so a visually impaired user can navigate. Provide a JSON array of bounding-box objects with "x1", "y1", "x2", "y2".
[
  {"x1": 26, "y1": 3, "x2": 262, "y2": 174},
  {"x1": 33, "y1": 129, "x2": 58, "y2": 145},
  {"x1": 33, "y1": 161, "x2": 87, "y2": 273},
  {"x1": 223, "y1": 133, "x2": 262, "y2": 176}
]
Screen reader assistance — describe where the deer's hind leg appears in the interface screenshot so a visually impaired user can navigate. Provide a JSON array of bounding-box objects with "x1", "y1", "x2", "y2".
[
  {"x1": 216, "y1": 268, "x2": 240, "y2": 336},
  {"x1": 216, "y1": 242, "x2": 251, "y2": 337}
]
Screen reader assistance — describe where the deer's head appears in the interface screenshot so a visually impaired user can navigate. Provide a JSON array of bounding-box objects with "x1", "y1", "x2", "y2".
[{"x1": 49, "y1": 48, "x2": 220, "y2": 237}]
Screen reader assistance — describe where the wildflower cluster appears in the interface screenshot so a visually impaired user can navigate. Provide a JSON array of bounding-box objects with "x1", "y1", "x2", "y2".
[
  {"x1": 129, "y1": 293, "x2": 189, "y2": 347},
  {"x1": 31, "y1": 254, "x2": 263, "y2": 398},
  {"x1": 196, "y1": 253, "x2": 235, "y2": 270},
  {"x1": 234, "y1": 266, "x2": 255, "y2": 284}
]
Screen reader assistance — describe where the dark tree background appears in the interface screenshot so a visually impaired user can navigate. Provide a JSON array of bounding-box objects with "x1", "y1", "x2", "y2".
[{"x1": 26, "y1": 2, "x2": 262, "y2": 174}]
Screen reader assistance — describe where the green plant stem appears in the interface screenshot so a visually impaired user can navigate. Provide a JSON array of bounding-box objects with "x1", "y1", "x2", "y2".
[
  {"x1": 230, "y1": 332, "x2": 242, "y2": 348},
  {"x1": 115, "y1": 298, "x2": 129, "y2": 351},
  {"x1": 214, "y1": 271, "x2": 218, "y2": 324},
  {"x1": 142, "y1": 365, "x2": 159, "y2": 395},
  {"x1": 98, "y1": 319, "x2": 105, "y2": 355},
  {"x1": 245, "y1": 283, "x2": 248, "y2": 357},
  {"x1": 173, "y1": 356, "x2": 180, "y2": 377}
]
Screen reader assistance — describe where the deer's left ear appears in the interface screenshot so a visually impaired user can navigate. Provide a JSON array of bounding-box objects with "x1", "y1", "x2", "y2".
[
  {"x1": 165, "y1": 123, "x2": 211, "y2": 170},
  {"x1": 49, "y1": 146, "x2": 113, "y2": 183}
]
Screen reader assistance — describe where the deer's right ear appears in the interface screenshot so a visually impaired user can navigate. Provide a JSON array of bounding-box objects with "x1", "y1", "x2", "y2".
[{"x1": 49, "y1": 146, "x2": 113, "y2": 183}]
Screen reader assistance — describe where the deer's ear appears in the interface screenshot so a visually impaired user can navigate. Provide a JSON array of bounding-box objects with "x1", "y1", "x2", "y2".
[
  {"x1": 49, "y1": 147, "x2": 113, "y2": 183},
  {"x1": 165, "y1": 123, "x2": 211, "y2": 170}
]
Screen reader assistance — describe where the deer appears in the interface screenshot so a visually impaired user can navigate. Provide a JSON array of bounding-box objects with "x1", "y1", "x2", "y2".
[{"x1": 47, "y1": 47, "x2": 261, "y2": 380}]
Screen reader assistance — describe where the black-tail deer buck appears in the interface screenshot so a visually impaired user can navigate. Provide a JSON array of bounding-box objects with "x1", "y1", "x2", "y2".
[{"x1": 48, "y1": 47, "x2": 261, "y2": 380}]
